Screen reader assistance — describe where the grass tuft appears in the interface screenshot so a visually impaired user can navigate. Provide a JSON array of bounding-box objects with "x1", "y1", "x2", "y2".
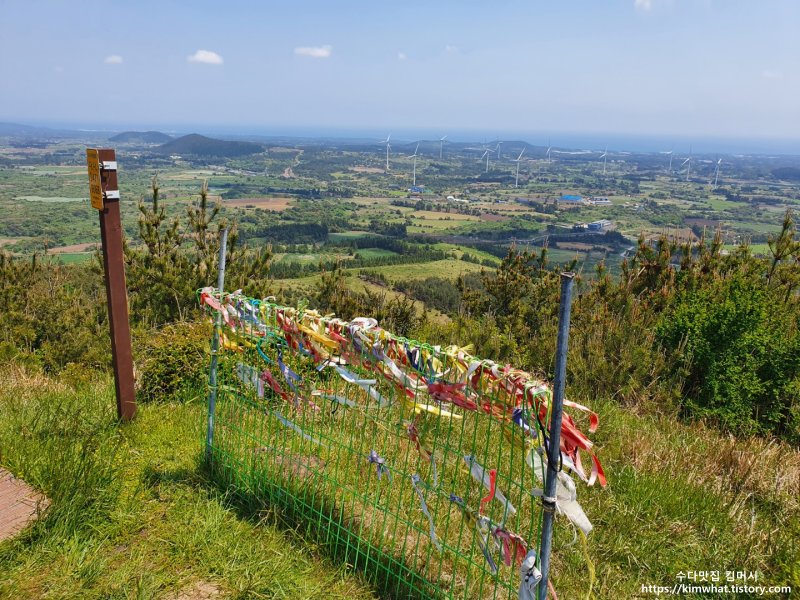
[{"x1": 0, "y1": 367, "x2": 377, "y2": 599}]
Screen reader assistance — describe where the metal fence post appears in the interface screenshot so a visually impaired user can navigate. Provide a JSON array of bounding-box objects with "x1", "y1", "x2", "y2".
[
  {"x1": 206, "y1": 227, "x2": 229, "y2": 459},
  {"x1": 538, "y1": 271, "x2": 575, "y2": 599}
]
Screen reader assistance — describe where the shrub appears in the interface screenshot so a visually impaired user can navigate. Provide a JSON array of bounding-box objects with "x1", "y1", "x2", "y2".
[
  {"x1": 657, "y1": 272, "x2": 800, "y2": 440},
  {"x1": 135, "y1": 321, "x2": 210, "y2": 402}
]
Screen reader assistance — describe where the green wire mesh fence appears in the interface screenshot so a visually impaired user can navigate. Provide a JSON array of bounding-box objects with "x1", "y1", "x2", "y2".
[{"x1": 199, "y1": 287, "x2": 605, "y2": 599}]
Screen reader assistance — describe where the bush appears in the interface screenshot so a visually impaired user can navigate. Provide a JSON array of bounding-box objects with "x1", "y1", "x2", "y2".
[
  {"x1": 657, "y1": 272, "x2": 800, "y2": 440},
  {"x1": 135, "y1": 321, "x2": 210, "y2": 402}
]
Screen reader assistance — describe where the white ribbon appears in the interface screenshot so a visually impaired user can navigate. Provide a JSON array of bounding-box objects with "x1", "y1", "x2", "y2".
[{"x1": 463, "y1": 455, "x2": 517, "y2": 516}]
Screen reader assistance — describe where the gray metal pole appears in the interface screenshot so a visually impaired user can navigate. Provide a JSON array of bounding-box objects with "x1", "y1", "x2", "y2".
[
  {"x1": 206, "y1": 227, "x2": 229, "y2": 459},
  {"x1": 538, "y1": 271, "x2": 575, "y2": 599}
]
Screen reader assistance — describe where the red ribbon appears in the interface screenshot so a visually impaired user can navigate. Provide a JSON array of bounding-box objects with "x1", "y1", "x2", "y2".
[{"x1": 479, "y1": 468, "x2": 497, "y2": 514}]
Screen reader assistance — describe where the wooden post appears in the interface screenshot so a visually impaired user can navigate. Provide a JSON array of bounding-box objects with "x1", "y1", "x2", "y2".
[{"x1": 86, "y1": 148, "x2": 136, "y2": 422}]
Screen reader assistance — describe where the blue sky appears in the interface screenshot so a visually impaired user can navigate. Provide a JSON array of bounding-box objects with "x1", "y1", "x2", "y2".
[{"x1": 1, "y1": 0, "x2": 798, "y2": 143}]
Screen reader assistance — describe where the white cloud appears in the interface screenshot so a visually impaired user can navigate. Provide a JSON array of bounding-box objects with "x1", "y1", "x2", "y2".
[
  {"x1": 444, "y1": 44, "x2": 458, "y2": 54},
  {"x1": 187, "y1": 50, "x2": 224, "y2": 65},
  {"x1": 104, "y1": 55, "x2": 123, "y2": 65},
  {"x1": 635, "y1": 0, "x2": 653, "y2": 10},
  {"x1": 397, "y1": 52, "x2": 407, "y2": 61},
  {"x1": 762, "y1": 69, "x2": 783, "y2": 80},
  {"x1": 294, "y1": 45, "x2": 332, "y2": 59}
]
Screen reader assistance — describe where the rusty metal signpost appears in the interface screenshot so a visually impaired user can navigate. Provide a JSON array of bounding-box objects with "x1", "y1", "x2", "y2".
[{"x1": 86, "y1": 148, "x2": 136, "y2": 422}]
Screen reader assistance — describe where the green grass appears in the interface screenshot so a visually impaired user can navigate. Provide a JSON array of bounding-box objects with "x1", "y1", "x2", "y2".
[
  {"x1": 353, "y1": 248, "x2": 399, "y2": 259},
  {"x1": 0, "y1": 369, "x2": 377, "y2": 599},
  {"x1": 54, "y1": 252, "x2": 94, "y2": 264},
  {"x1": 704, "y1": 196, "x2": 743, "y2": 211},
  {"x1": 1, "y1": 334, "x2": 799, "y2": 599}
]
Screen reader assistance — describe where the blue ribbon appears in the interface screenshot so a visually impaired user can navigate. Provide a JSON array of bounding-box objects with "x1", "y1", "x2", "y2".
[
  {"x1": 277, "y1": 349, "x2": 302, "y2": 392},
  {"x1": 367, "y1": 450, "x2": 392, "y2": 481},
  {"x1": 411, "y1": 474, "x2": 442, "y2": 551}
]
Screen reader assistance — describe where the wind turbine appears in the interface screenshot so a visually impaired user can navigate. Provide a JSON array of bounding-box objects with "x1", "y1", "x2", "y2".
[
  {"x1": 439, "y1": 135, "x2": 447, "y2": 160},
  {"x1": 480, "y1": 149, "x2": 490, "y2": 173},
  {"x1": 495, "y1": 141, "x2": 502, "y2": 160},
  {"x1": 660, "y1": 149, "x2": 674, "y2": 172},
  {"x1": 600, "y1": 146, "x2": 608, "y2": 176},
  {"x1": 713, "y1": 158, "x2": 722, "y2": 188},
  {"x1": 681, "y1": 155, "x2": 692, "y2": 181},
  {"x1": 512, "y1": 148, "x2": 525, "y2": 188},
  {"x1": 379, "y1": 134, "x2": 391, "y2": 171},
  {"x1": 409, "y1": 143, "x2": 420, "y2": 187},
  {"x1": 685, "y1": 146, "x2": 694, "y2": 181},
  {"x1": 545, "y1": 139, "x2": 552, "y2": 164}
]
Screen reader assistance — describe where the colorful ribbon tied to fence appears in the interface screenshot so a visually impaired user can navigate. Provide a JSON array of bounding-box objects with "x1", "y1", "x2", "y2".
[{"x1": 199, "y1": 287, "x2": 605, "y2": 599}]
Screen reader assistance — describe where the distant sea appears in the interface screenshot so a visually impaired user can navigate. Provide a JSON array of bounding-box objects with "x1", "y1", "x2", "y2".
[
  {"x1": 196, "y1": 126, "x2": 800, "y2": 156},
  {"x1": 17, "y1": 119, "x2": 800, "y2": 157}
]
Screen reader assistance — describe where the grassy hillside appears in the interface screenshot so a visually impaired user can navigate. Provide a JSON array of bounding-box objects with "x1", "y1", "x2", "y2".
[
  {"x1": 0, "y1": 368, "x2": 376, "y2": 599},
  {"x1": 0, "y1": 366, "x2": 796, "y2": 598}
]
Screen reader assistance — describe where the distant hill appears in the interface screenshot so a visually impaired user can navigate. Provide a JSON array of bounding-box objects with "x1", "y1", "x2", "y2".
[
  {"x1": 109, "y1": 131, "x2": 173, "y2": 144},
  {"x1": 0, "y1": 122, "x2": 115, "y2": 139},
  {"x1": 0, "y1": 122, "x2": 41, "y2": 136},
  {"x1": 153, "y1": 134, "x2": 264, "y2": 157}
]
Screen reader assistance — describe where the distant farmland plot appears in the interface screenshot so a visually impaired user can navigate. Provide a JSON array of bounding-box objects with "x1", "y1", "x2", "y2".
[
  {"x1": 366, "y1": 259, "x2": 485, "y2": 282},
  {"x1": 273, "y1": 259, "x2": 485, "y2": 290},
  {"x1": 275, "y1": 252, "x2": 351, "y2": 264},
  {"x1": 410, "y1": 210, "x2": 480, "y2": 222},
  {"x1": 16, "y1": 196, "x2": 86, "y2": 203},
  {"x1": 353, "y1": 247, "x2": 398, "y2": 259},
  {"x1": 49, "y1": 243, "x2": 97, "y2": 253},
  {"x1": 53, "y1": 252, "x2": 94, "y2": 264},
  {"x1": 161, "y1": 171, "x2": 229, "y2": 181},
  {"x1": 329, "y1": 231, "x2": 373, "y2": 241},
  {"x1": 408, "y1": 211, "x2": 480, "y2": 233},
  {"x1": 348, "y1": 197, "x2": 393, "y2": 206},
  {"x1": 224, "y1": 197, "x2": 293, "y2": 211}
]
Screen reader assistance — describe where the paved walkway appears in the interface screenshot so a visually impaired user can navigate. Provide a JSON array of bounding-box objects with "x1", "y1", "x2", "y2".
[{"x1": 0, "y1": 468, "x2": 48, "y2": 542}]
